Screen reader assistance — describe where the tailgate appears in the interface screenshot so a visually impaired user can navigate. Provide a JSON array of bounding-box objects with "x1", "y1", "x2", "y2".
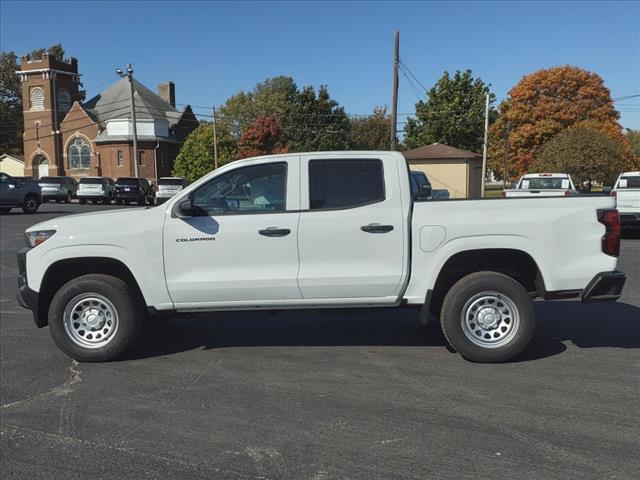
[{"x1": 505, "y1": 190, "x2": 567, "y2": 197}]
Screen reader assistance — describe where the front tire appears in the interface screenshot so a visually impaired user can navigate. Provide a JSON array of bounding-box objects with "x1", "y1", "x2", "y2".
[
  {"x1": 22, "y1": 194, "x2": 39, "y2": 214},
  {"x1": 48, "y1": 274, "x2": 144, "y2": 362},
  {"x1": 440, "y1": 271, "x2": 535, "y2": 363}
]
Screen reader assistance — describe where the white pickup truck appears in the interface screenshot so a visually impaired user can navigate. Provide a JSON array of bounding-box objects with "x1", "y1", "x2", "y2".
[
  {"x1": 17, "y1": 152, "x2": 626, "y2": 363},
  {"x1": 612, "y1": 171, "x2": 640, "y2": 227},
  {"x1": 504, "y1": 173, "x2": 578, "y2": 197}
]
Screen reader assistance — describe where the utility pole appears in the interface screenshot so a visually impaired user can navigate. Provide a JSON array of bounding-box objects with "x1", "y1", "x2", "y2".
[
  {"x1": 481, "y1": 93, "x2": 490, "y2": 198},
  {"x1": 117, "y1": 64, "x2": 139, "y2": 177},
  {"x1": 503, "y1": 119, "x2": 510, "y2": 188},
  {"x1": 390, "y1": 30, "x2": 399, "y2": 150},
  {"x1": 212, "y1": 106, "x2": 219, "y2": 170}
]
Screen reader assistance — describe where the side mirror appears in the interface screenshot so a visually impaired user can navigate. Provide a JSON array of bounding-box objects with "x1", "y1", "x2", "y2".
[
  {"x1": 172, "y1": 197, "x2": 193, "y2": 218},
  {"x1": 416, "y1": 183, "x2": 432, "y2": 200}
]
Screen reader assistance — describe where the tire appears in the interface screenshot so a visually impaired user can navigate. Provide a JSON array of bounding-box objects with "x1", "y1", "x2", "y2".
[
  {"x1": 65, "y1": 192, "x2": 72, "y2": 203},
  {"x1": 22, "y1": 194, "x2": 39, "y2": 214},
  {"x1": 124, "y1": 200, "x2": 130, "y2": 205},
  {"x1": 0, "y1": 207, "x2": 11, "y2": 214},
  {"x1": 79, "y1": 198, "x2": 87, "y2": 205},
  {"x1": 48, "y1": 274, "x2": 144, "y2": 362},
  {"x1": 440, "y1": 271, "x2": 535, "y2": 363},
  {"x1": 91, "y1": 200, "x2": 97, "y2": 204}
]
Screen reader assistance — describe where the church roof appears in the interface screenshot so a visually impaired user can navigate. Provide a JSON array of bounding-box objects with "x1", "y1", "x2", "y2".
[{"x1": 84, "y1": 78, "x2": 183, "y2": 126}]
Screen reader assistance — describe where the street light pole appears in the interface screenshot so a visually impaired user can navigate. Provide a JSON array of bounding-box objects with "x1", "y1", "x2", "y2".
[{"x1": 117, "y1": 64, "x2": 139, "y2": 177}]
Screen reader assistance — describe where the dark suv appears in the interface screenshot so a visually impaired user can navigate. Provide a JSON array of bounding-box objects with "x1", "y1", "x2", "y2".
[
  {"x1": 115, "y1": 177, "x2": 155, "y2": 205},
  {"x1": 0, "y1": 172, "x2": 42, "y2": 214}
]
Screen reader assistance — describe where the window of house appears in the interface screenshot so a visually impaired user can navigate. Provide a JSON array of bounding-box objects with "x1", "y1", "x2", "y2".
[
  {"x1": 58, "y1": 89, "x2": 71, "y2": 112},
  {"x1": 308, "y1": 159, "x2": 385, "y2": 210},
  {"x1": 116, "y1": 150, "x2": 124, "y2": 167},
  {"x1": 30, "y1": 87, "x2": 44, "y2": 111},
  {"x1": 138, "y1": 151, "x2": 145, "y2": 166},
  {"x1": 191, "y1": 162, "x2": 286, "y2": 215},
  {"x1": 68, "y1": 137, "x2": 91, "y2": 170}
]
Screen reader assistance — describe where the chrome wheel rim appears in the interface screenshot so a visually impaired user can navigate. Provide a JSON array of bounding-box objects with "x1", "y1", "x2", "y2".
[
  {"x1": 461, "y1": 291, "x2": 520, "y2": 348},
  {"x1": 63, "y1": 294, "x2": 119, "y2": 349}
]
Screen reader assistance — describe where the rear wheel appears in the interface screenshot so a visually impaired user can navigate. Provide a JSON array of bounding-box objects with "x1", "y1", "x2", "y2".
[
  {"x1": 0, "y1": 207, "x2": 11, "y2": 214},
  {"x1": 440, "y1": 271, "x2": 535, "y2": 363},
  {"x1": 79, "y1": 198, "x2": 87, "y2": 205},
  {"x1": 48, "y1": 274, "x2": 144, "y2": 362},
  {"x1": 65, "y1": 192, "x2": 72, "y2": 203},
  {"x1": 22, "y1": 194, "x2": 39, "y2": 214},
  {"x1": 91, "y1": 200, "x2": 97, "y2": 204}
]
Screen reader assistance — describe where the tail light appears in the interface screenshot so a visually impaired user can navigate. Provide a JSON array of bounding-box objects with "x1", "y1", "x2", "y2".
[
  {"x1": 564, "y1": 190, "x2": 573, "y2": 197},
  {"x1": 501, "y1": 191, "x2": 506, "y2": 197},
  {"x1": 597, "y1": 209, "x2": 621, "y2": 257},
  {"x1": 611, "y1": 191, "x2": 617, "y2": 198}
]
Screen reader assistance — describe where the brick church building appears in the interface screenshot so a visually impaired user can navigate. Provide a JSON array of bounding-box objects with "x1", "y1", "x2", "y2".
[{"x1": 18, "y1": 53, "x2": 198, "y2": 180}]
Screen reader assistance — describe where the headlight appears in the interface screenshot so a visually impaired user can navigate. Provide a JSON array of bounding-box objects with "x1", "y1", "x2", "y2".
[{"x1": 25, "y1": 230, "x2": 56, "y2": 248}]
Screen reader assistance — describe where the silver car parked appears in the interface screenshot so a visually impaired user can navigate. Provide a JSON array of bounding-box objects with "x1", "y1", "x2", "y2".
[
  {"x1": 78, "y1": 177, "x2": 115, "y2": 204},
  {"x1": 155, "y1": 177, "x2": 188, "y2": 205},
  {"x1": 38, "y1": 176, "x2": 78, "y2": 203}
]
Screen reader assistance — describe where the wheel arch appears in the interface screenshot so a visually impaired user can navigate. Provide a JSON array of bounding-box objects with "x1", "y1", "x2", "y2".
[
  {"x1": 37, "y1": 257, "x2": 147, "y2": 327},
  {"x1": 422, "y1": 248, "x2": 545, "y2": 321}
]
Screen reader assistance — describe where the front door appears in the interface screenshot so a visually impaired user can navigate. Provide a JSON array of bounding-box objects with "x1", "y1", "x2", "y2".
[
  {"x1": 0, "y1": 173, "x2": 21, "y2": 206},
  {"x1": 296, "y1": 155, "x2": 407, "y2": 300},
  {"x1": 163, "y1": 158, "x2": 302, "y2": 308}
]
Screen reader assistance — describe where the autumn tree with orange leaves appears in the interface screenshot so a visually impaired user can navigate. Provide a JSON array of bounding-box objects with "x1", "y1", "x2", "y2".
[
  {"x1": 488, "y1": 66, "x2": 637, "y2": 181},
  {"x1": 238, "y1": 115, "x2": 288, "y2": 159}
]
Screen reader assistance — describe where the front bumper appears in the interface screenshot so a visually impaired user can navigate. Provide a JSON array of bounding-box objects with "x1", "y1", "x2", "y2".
[
  {"x1": 16, "y1": 247, "x2": 45, "y2": 327},
  {"x1": 581, "y1": 271, "x2": 626, "y2": 303}
]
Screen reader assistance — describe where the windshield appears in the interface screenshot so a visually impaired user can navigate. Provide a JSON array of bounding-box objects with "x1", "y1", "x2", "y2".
[
  {"x1": 80, "y1": 178, "x2": 106, "y2": 184},
  {"x1": 617, "y1": 176, "x2": 640, "y2": 189},
  {"x1": 39, "y1": 177, "x2": 64, "y2": 184},
  {"x1": 116, "y1": 178, "x2": 139, "y2": 186},
  {"x1": 520, "y1": 178, "x2": 568, "y2": 190},
  {"x1": 159, "y1": 178, "x2": 185, "y2": 186}
]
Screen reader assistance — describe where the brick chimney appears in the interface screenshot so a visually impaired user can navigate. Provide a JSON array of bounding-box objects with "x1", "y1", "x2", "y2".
[{"x1": 157, "y1": 81, "x2": 175, "y2": 107}]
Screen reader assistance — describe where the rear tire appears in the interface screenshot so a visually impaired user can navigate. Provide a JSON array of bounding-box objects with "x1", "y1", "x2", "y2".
[
  {"x1": 22, "y1": 194, "x2": 39, "y2": 214},
  {"x1": 79, "y1": 198, "x2": 87, "y2": 205},
  {"x1": 0, "y1": 207, "x2": 11, "y2": 214},
  {"x1": 65, "y1": 192, "x2": 72, "y2": 203},
  {"x1": 48, "y1": 274, "x2": 144, "y2": 362},
  {"x1": 440, "y1": 271, "x2": 535, "y2": 363}
]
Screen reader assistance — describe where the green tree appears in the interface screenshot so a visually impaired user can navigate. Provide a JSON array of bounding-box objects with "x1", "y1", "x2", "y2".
[
  {"x1": 627, "y1": 129, "x2": 640, "y2": 157},
  {"x1": 219, "y1": 76, "x2": 298, "y2": 137},
  {"x1": 173, "y1": 122, "x2": 237, "y2": 182},
  {"x1": 28, "y1": 43, "x2": 64, "y2": 61},
  {"x1": 349, "y1": 106, "x2": 391, "y2": 150},
  {"x1": 532, "y1": 127, "x2": 626, "y2": 188},
  {"x1": 0, "y1": 51, "x2": 22, "y2": 154},
  {"x1": 283, "y1": 84, "x2": 350, "y2": 152},
  {"x1": 403, "y1": 70, "x2": 495, "y2": 152}
]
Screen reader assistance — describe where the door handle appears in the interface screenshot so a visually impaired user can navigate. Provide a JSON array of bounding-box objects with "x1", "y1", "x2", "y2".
[
  {"x1": 361, "y1": 224, "x2": 394, "y2": 234},
  {"x1": 259, "y1": 227, "x2": 291, "y2": 237}
]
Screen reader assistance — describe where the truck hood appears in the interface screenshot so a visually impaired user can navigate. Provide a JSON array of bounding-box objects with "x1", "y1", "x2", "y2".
[{"x1": 26, "y1": 207, "x2": 159, "y2": 234}]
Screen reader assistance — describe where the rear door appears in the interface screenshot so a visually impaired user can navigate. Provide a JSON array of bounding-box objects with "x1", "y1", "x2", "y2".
[
  {"x1": 163, "y1": 157, "x2": 302, "y2": 307},
  {"x1": 297, "y1": 153, "x2": 407, "y2": 300}
]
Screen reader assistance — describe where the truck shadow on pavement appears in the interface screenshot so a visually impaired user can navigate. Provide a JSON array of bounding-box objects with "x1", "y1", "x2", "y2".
[{"x1": 125, "y1": 300, "x2": 640, "y2": 362}]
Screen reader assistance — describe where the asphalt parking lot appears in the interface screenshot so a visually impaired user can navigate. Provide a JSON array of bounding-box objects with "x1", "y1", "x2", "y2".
[{"x1": 1, "y1": 203, "x2": 639, "y2": 480}]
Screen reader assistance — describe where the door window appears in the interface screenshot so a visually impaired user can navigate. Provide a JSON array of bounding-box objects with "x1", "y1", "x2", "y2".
[
  {"x1": 309, "y1": 159, "x2": 384, "y2": 210},
  {"x1": 191, "y1": 162, "x2": 287, "y2": 216}
]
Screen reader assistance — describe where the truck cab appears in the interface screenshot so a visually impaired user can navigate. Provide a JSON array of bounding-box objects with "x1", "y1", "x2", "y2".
[{"x1": 612, "y1": 171, "x2": 640, "y2": 227}]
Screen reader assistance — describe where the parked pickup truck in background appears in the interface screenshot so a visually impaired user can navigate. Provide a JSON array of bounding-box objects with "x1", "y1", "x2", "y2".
[
  {"x1": 17, "y1": 152, "x2": 626, "y2": 363},
  {"x1": 612, "y1": 171, "x2": 640, "y2": 227},
  {"x1": 1, "y1": 172, "x2": 41, "y2": 214},
  {"x1": 504, "y1": 173, "x2": 578, "y2": 197}
]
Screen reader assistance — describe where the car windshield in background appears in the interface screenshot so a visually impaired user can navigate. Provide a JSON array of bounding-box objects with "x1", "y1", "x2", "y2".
[
  {"x1": 14, "y1": 177, "x2": 37, "y2": 184},
  {"x1": 159, "y1": 178, "x2": 185, "y2": 186},
  {"x1": 80, "y1": 178, "x2": 106, "y2": 184},
  {"x1": 39, "y1": 177, "x2": 64, "y2": 184},
  {"x1": 618, "y1": 176, "x2": 640, "y2": 189},
  {"x1": 521, "y1": 178, "x2": 566, "y2": 190},
  {"x1": 116, "y1": 178, "x2": 139, "y2": 185}
]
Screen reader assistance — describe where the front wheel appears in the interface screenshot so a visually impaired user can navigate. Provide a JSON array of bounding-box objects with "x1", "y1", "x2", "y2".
[
  {"x1": 440, "y1": 271, "x2": 535, "y2": 363},
  {"x1": 22, "y1": 194, "x2": 39, "y2": 214},
  {"x1": 48, "y1": 274, "x2": 144, "y2": 362}
]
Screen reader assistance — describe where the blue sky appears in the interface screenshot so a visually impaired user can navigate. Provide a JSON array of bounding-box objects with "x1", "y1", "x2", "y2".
[{"x1": 2, "y1": 0, "x2": 639, "y2": 129}]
